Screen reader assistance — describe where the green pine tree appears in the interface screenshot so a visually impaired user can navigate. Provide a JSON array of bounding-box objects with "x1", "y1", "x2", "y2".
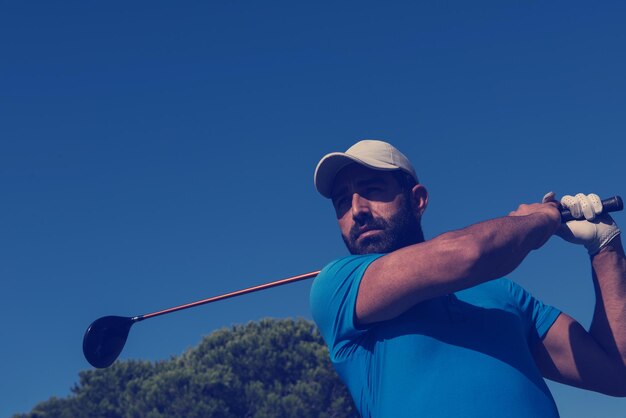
[{"x1": 16, "y1": 319, "x2": 357, "y2": 418}]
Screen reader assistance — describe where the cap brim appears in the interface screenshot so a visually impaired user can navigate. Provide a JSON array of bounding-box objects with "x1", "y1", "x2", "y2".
[{"x1": 314, "y1": 152, "x2": 399, "y2": 198}]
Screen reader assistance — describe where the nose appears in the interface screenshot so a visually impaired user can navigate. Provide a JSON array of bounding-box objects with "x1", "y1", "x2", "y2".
[{"x1": 351, "y1": 193, "x2": 371, "y2": 223}]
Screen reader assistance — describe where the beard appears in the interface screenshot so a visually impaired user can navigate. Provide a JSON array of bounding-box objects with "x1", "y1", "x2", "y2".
[{"x1": 341, "y1": 197, "x2": 424, "y2": 255}]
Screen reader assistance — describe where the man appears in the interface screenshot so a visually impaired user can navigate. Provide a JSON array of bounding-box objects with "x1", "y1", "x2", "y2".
[{"x1": 309, "y1": 140, "x2": 626, "y2": 417}]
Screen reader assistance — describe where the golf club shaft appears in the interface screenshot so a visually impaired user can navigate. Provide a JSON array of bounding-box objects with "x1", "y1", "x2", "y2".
[{"x1": 133, "y1": 270, "x2": 320, "y2": 322}]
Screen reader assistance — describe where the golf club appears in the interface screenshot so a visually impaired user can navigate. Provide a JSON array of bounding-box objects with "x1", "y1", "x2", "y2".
[
  {"x1": 83, "y1": 270, "x2": 320, "y2": 368},
  {"x1": 83, "y1": 195, "x2": 623, "y2": 369}
]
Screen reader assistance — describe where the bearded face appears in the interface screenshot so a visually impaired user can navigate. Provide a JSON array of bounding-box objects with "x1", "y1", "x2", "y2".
[
  {"x1": 331, "y1": 165, "x2": 427, "y2": 255},
  {"x1": 341, "y1": 192, "x2": 424, "y2": 255}
]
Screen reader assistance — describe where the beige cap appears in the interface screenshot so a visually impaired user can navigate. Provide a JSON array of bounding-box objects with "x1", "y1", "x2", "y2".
[{"x1": 314, "y1": 140, "x2": 418, "y2": 198}]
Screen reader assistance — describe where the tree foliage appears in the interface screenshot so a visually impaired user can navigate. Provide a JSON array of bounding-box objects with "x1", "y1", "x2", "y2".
[{"x1": 16, "y1": 319, "x2": 357, "y2": 418}]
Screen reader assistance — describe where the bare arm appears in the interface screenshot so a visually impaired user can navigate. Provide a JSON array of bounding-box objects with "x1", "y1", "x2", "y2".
[
  {"x1": 356, "y1": 203, "x2": 560, "y2": 324},
  {"x1": 533, "y1": 236, "x2": 626, "y2": 396}
]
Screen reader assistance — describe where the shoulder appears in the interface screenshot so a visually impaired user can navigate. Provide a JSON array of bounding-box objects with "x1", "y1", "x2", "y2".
[
  {"x1": 311, "y1": 254, "x2": 383, "y2": 294},
  {"x1": 318, "y1": 254, "x2": 384, "y2": 279},
  {"x1": 309, "y1": 254, "x2": 384, "y2": 333}
]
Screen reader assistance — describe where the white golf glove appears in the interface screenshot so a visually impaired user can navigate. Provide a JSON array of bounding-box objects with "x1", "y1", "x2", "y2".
[{"x1": 543, "y1": 192, "x2": 621, "y2": 255}]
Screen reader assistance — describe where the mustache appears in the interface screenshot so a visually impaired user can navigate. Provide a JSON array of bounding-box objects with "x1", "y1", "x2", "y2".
[{"x1": 348, "y1": 215, "x2": 390, "y2": 242}]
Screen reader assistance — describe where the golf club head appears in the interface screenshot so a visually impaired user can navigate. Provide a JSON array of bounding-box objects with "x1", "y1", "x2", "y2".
[{"x1": 83, "y1": 316, "x2": 134, "y2": 368}]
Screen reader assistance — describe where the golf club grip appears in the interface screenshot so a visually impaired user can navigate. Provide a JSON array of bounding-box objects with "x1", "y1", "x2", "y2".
[{"x1": 560, "y1": 195, "x2": 623, "y2": 222}]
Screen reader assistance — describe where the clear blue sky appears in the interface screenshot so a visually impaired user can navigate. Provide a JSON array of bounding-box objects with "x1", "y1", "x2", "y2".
[{"x1": 1, "y1": 1, "x2": 625, "y2": 416}]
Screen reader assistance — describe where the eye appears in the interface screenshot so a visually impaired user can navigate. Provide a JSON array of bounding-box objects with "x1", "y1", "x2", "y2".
[
  {"x1": 362, "y1": 186, "x2": 382, "y2": 199},
  {"x1": 334, "y1": 196, "x2": 349, "y2": 211},
  {"x1": 332, "y1": 195, "x2": 350, "y2": 216}
]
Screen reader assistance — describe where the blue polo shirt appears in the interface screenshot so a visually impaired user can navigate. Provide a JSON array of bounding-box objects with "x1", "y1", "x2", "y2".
[{"x1": 310, "y1": 254, "x2": 562, "y2": 418}]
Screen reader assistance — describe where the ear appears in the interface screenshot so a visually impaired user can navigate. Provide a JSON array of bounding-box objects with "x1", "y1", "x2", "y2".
[{"x1": 410, "y1": 184, "x2": 428, "y2": 218}]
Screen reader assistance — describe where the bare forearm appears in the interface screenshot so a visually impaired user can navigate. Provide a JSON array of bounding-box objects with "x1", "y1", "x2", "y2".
[
  {"x1": 437, "y1": 214, "x2": 552, "y2": 284},
  {"x1": 589, "y1": 237, "x2": 626, "y2": 366},
  {"x1": 467, "y1": 213, "x2": 556, "y2": 281}
]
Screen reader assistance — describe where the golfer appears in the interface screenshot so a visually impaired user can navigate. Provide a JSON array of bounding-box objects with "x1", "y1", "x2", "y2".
[{"x1": 310, "y1": 140, "x2": 626, "y2": 417}]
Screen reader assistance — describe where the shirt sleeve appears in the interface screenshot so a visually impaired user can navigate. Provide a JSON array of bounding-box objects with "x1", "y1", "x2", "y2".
[
  {"x1": 309, "y1": 254, "x2": 384, "y2": 361},
  {"x1": 504, "y1": 279, "x2": 561, "y2": 348}
]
